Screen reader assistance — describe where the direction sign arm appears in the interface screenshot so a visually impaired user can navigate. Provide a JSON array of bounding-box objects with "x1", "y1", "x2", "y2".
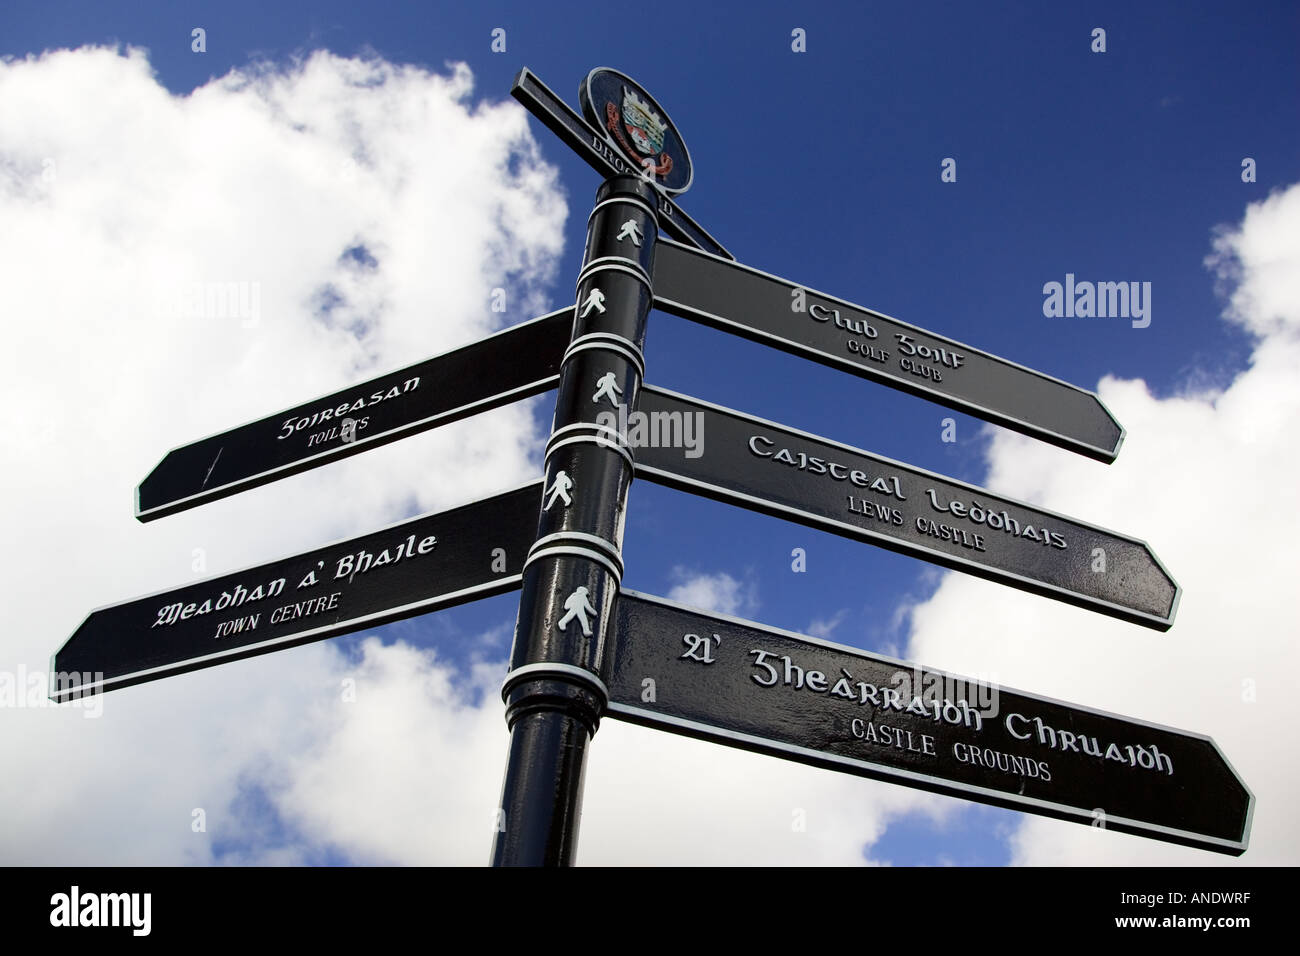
[
  {"x1": 54, "y1": 482, "x2": 543, "y2": 700},
  {"x1": 633, "y1": 385, "x2": 1177, "y2": 630},
  {"x1": 511, "y1": 67, "x2": 595, "y2": 173},
  {"x1": 604, "y1": 589, "x2": 1250, "y2": 855},
  {"x1": 135, "y1": 309, "x2": 572, "y2": 521},
  {"x1": 651, "y1": 238, "x2": 1125, "y2": 462}
]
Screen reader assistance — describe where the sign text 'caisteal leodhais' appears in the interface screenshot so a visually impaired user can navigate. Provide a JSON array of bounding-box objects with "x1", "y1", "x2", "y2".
[{"x1": 634, "y1": 386, "x2": 1177, "y2": 630}]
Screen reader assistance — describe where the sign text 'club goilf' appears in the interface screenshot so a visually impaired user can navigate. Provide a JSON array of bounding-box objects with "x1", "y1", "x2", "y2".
[{"x1": 52, "y1": 65, "x2": 1251, "y2": 862}]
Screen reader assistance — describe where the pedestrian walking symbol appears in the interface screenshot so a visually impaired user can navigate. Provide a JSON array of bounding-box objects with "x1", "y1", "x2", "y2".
[
  {"x1": 616, "y1": 220, "x2": 643, "y2": 247},
  {"x1": 557, "y1": 586, "x2": 597, "y2": 636},
  {"x1": 592, "y1": 372, "x2": 622, "y2": 407},
  {"x1": 544, "y1": 470, "x2": 573, "y2": 510},
  {"x1": 579, "y1": 288, "x2": 606, "y2": 317}
]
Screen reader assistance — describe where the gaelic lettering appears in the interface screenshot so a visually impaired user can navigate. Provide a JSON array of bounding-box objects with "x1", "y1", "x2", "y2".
[{"x1": 278, "y1": 377, "x2": 419, "y2": 440}]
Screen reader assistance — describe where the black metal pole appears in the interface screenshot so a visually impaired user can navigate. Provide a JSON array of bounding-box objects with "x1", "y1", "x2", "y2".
[{"x1": 491, "y1": 174, "x2": 659, "y2": 866}]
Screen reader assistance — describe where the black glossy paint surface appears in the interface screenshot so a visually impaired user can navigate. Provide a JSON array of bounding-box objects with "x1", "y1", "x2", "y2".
[
  {"x1": 606, "y1": 592, "x2": 1249, "y2": 855},
  {"x1": 55, "y1": 483, "x2": 540, "y2": 697},
  {"x1": 653, "y1": 240, "x2": 1124, "y2": 461},
  {"x1": 137, "y1": 312, "x2": 570, "y2": 520},
  {"x1": 635, "y1": 387, "x2": 1176, "y2": 629}
]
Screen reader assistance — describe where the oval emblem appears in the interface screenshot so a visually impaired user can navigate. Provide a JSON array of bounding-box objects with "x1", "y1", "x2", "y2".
[{"x1": 580, "y1": 67, "x2": 694, "y2": 195}]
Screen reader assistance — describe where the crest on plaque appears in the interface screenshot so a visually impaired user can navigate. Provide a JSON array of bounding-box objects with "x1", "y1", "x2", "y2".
[{"x1": 580, "y1": 67, "x2": 693, "y2": 195}]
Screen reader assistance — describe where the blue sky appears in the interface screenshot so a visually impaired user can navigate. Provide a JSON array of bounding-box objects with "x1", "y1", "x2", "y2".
[{"x1": 2, "y1": 1, "x2": 1297, "y2": 867}]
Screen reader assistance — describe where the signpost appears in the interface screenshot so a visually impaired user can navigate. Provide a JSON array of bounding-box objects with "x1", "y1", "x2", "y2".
[
  {"x1": 653, "y1": 238, "x2": 1125, "y2": 462},
  {"x1": 54, "y1": 483, "x2": 539, "y2": 700},
  {"x1": 605, "y1": 590, "x2": 1251, "y2": 856},
  {"x1": 51, "y1": 64, "x2": 1250, "y2": 867},
  {"x1": 136, "y1": 309, "x2": 572, "y2": 521},
  {"x1": 633, "y1": 386, "x2": 1178, "y2": 630}
]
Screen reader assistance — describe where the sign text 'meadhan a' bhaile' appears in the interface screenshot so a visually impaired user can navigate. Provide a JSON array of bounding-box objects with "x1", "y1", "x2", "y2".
[
  {"x1": 54, "y1": 484, "x2": 539, "y2": 699},
  {"x1": 149, "y1": 529, "x2": 440, "y2": 633}
]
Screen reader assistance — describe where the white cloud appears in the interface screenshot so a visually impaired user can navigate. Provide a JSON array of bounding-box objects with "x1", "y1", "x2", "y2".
[
  {"x1": 1205, "y1": 184, "x2": 1300, "y2": 340},
  {"x1": 5, "y1": 43, "x2": 1294, "y2": 868},
  {"x1": 904, "y1": 181, "x2": 1300, "y2": 865},
  {"x1": 1, "y1": 45, "x2": 923, "y2": 869},
  {"x1": 665, "y1": 567, "x2": 758, "y2": 618},
  {"x1": 583, "y1": 179, "x2": 1299, "y2": 867},
  {"x1": 805, "y1": 609, "x2": 848, "y2": 641},
  {"x1": 579, "y1": 567, "x2": 955, "y2": 865},
  {"x1": 268, "y1": 637, "x2": 514, "y2": 866},
  {"x1": 0, "y1": 45, "x2": 564, "y2": 865},
  {"x1": 579, "y1": 719, "x2": 952, "y2": 866}
]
